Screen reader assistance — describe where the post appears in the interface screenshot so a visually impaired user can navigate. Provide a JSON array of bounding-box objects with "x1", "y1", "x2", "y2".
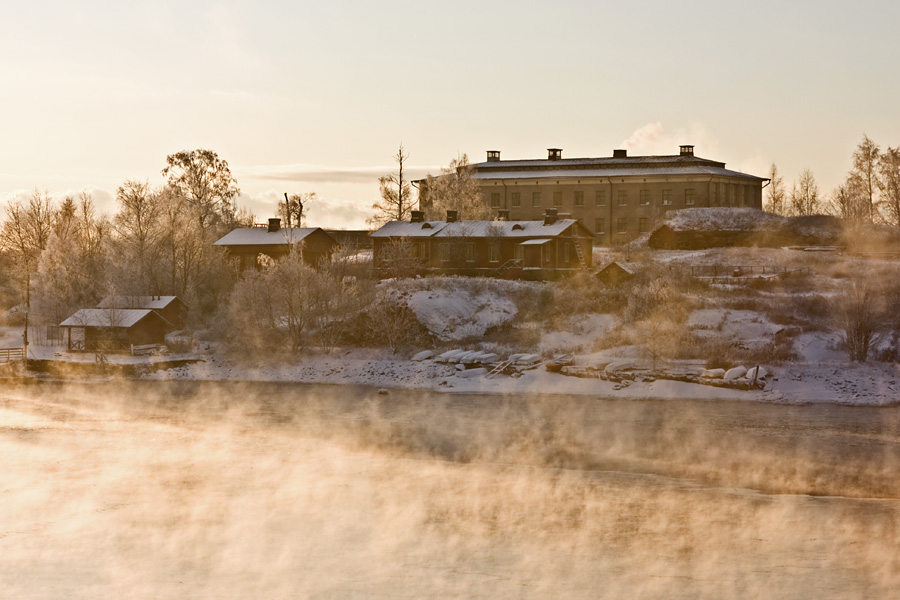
[{"x1": 22, "y1": 311, "x2": 28, "y2": 370}]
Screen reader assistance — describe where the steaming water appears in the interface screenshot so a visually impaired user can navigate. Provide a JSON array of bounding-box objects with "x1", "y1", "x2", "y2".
[{"x1": 1, "y1": 381, "x2": 898, "y2": 599}]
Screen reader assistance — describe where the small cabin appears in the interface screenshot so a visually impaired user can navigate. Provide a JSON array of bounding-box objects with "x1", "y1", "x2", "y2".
[
  {"x1": 97, "y1": 295, "x2": 187, "y2": 330},
  {"x1": 214, "y1": 219, "x2": 339, "y2": 269},
  {"x1": 595, "y1": 261, "x2": 637, "y2": 287}
]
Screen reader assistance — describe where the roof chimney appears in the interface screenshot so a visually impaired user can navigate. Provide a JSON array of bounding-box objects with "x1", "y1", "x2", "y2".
[
  {"x1": 613, "y1": 149, "x2": 627, "y2": 158},
  {"x1": 548, "y1": 148, "x2": 562, "y2": 160},
  {"x1": 498, "y1": 209, "x2": 510, "y2": 221},
  {"x1": 410, "y1": 210, "x2": 424, "y2": 223},
  {"x1": 446, "y1": 210, "x2": 458, "y2": 223},
  {"x1": 680, "y1": 145, "x2": 694, "y2": 157},
  {"x1": 268, "y1": 218, "x2": 281, "y2": 232},
  {"x1": 486, "y1": 150, "x2": 501, "y2": 162},
  {"x1": 543, "y1": 208, "x2": 558, "y2": 226}
]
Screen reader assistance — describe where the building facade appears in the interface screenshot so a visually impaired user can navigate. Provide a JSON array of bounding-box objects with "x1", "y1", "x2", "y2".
[
  {"x1": 371, "y1": 210, "x2": 593, "y2": 281},
  {"x1": 460, "y1": 145, "x2": 767, "y2": 245}
]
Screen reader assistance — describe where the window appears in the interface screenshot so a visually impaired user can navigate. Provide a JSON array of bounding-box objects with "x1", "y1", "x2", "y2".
[
  {"x1": 662, "y1": 189, "x2": 672, "y2": 205},
  {"x1": 490, "y1": 192, "x2": 501, "y2": 208},
  {"x1": 640, "y1": 190, "x2": 650, "y2": 205},
  {"x1": 511, "y1": 192, "x2": 521, "y2": 208},
  {"x1": 465, "y1": 243, "x2": 475, "y2": 262},
  {"x1": 685, "y1": 188, "x2": 695, "y2": 205},
  {"x1": 594, "y1": 218, "x2": 605, "y2": 234},
  {"x1": 532, "y1": 192, "x2": 542, "y2": 207},
  {"x1": 515, "y1": 244, "x2": 524, "y2": 261},
  {"x1": 439, "y1": 243, "x2": 450, "y2": 262},
  {"x1": 563, "y1": 243, "x2": 570, "y2": 264},
  {"x1": 553, "y1": 191, "x2": 562, "y2": 207},
  {"x1": 711, "y1": 185, "x2": 718, "y2": 206},
  {"x1": 574, "y1": 191, "x2": 584, "y2": 207},
  {"x1": 617, "y1": 190, "x2": 628, "y2": 206},
  {"x1": 639, "y1": 217, "x2": 649, "y2": 233},
  {"x1": 617, "y1": 217, "x2": 628, "y2": 234},
  {"x1": 489, "y1": 242, "x2": 500, "y2": 263},
  {"x1": 417, "y1": 242, "x2": 429, "y2": 259},
  {"x1": 595, "y1": 190, "x2": 606, "y2": 206}
]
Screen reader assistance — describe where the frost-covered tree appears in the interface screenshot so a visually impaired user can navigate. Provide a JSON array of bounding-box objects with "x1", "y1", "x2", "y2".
[
  {"x1": 421, "y1": 154, "x2": 491, "y2": 221},
  {"x1": 369, "y1": 144, "x2": 414, "y2": 226},
  {"x1": 0, "y1": 189, "x2": 57, "y2": 309},
  {"x1": 279, "y1": 192, "x2": 316, "y2": 228},
  {"x1": 828, "y1": 173, "x2": 869, "y2": 223}
]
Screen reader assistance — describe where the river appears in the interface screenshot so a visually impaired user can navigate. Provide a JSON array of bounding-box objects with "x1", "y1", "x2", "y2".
[{"x1": 1, "y1": 381, "x2": 898, "y2": 598}]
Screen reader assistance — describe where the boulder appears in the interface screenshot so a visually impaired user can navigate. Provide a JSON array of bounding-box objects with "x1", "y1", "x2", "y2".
[
  {"x1": 411, "y1": 350, "x2": 434, "y2": 362},
  {"x1": 724, "y1": 366, "x2": 748, "y2": 380}
]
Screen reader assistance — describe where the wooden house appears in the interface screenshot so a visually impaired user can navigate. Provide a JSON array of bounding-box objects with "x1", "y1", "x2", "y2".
[
  {"x1": 97, "y1": 296, "x2": 187, "y2": 330},
  {"x1": 595, "y1": 261, "x2": 637, "y2": 287},
  {"x1": 59, "y1": 308, "x2": 172, "y2": 351},
  {"x1": 371, "y1": 209, "x2": 593, "y2": 280},
  {"x1": 214, "y1": 218, "x2": 339, "y2": 269}
]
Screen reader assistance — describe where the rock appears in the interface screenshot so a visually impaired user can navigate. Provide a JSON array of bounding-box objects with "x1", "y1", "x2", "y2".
[
  {"x1": 411, "y1": 350, "x2": 434, "y2": 362},
  {"x1": 455, "y1": 367, "x2": 488, "y2": 378},
  {"x1": 377, "y1": 388, "x2": 389, "y2": 395},
  {"x1": 724, "y1": 366, "x2": 748, "y2": 380},
  {"x1": 701, "y1": 368, "x2": 726, "y2": 379},
  {"x1": 746, "y1": 366, "x2": 767, "y2": 381}
]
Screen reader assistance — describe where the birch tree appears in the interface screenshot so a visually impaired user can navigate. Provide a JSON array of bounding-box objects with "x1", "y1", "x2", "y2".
[{"x1": 765, "y1": 163, "x2": 787, "y2": 215}]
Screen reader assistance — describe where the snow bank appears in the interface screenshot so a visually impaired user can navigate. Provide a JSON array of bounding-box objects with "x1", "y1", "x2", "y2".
[{"x1": 407, "y1": 289, "x2": 517, "y2": 341}]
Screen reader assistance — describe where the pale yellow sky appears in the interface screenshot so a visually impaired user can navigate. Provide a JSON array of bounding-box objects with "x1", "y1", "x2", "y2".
[{"x1": 2, "y1": 0, "x2": 898, "y2": 228}]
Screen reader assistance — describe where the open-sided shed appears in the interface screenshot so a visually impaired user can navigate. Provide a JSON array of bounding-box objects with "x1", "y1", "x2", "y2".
[{"x1": 59, "y1": 309, "x2": 171, "y2": 351}]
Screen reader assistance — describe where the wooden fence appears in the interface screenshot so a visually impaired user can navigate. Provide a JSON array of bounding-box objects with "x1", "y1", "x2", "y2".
[
  {"x1": 0, "y1": 348, "x2": 24, "y2": 363},
  {"x1": 690, "y1": 265, "x2": 810, "y2": 283}
]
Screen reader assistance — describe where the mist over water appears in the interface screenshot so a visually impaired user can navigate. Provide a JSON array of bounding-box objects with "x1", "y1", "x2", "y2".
[{"x1": 1, "y1": 381, "x2": 899, "y2": 598}]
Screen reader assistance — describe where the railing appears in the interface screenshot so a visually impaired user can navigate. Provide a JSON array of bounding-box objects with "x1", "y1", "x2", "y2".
[
  {"x1": 690, "y1": 265, "x2": 810, "y2": 278},
  {"x1": 0, "y1": 347, "x2": 24, "y2": 363}
]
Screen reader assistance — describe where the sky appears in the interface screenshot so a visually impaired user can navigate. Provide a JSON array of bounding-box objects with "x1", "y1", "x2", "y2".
[{"x1": 1, "y1": 0, "x2": 898, "y2": 229}]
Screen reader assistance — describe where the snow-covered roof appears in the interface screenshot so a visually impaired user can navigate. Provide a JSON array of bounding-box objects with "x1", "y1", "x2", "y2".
[
  {"x1": 518, "y1": 238, "x2": 554, "y2": 246},
  {"x1": 214, "y1": 227, "x2": 323, "y2": 246},
  {"x1": 371, "y1": 219, "x2": 583, "y2": 239},
  {"x1": 471, "y1": 165, "x2": 766, "y2": 182},
  {"x1": 660, "y1": 208, "x2": 785, "y2": 232},
  {"x1": 60, "y1": 308, "x2": 157, "y2": 328},
  {"x1": 97, "y1": 296, "x2": 181, "y2": 310},
  {"x1": 598, "y1": 261, "x2": 638, "y2": 275}
]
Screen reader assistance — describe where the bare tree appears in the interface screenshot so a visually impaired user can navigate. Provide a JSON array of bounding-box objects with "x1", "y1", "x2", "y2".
[
  {"x1": 765, "y1": 163, "x2": 787, "y2": 215},
  {"x1": 789, "y1": 169, "x2": 821, "y2": 216},
  {"x1": 852, "y1": 135, "x2": 881, "y2": 222},
  {"x1": 114, "y1": 179, "x2": 161, "y2": 288},
  {"x1": 161, "y1": 149, "x2": 240, "y2": 232},
  {"x1": 369, "y1": 144, "x2": 414, "y2": 226},
  {"x1": 878, "y1": 147, "x2": 900, "y2": 226},
  {"x1": 279, "y1": 192, "x2": 316, "y2": 228},
  {"x1": 0, "y1": 189, "x2": 57, "y2": 309},
  {"x1": 832, "y1": 279, "x2": 885, "y2": 362},
  {"x1": 827, "y1": 174, "x2": 869, "y2": 223},
  {"x1": 421, "y1": 154, "x2": 491, "y2": 220}
]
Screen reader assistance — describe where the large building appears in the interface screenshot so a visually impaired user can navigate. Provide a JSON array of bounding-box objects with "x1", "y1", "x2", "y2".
[{"x1": 461, "y1": 145, "x2": 768, "y2": 245}]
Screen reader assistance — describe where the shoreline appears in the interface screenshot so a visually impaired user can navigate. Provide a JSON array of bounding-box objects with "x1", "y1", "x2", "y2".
[{"x1": 57, "y1": 349, "x2": 900, "y2": 407}]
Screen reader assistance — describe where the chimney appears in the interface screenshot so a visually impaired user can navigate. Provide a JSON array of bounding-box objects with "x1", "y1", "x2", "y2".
[
  {"x1": 613, "y1": 149, "x2": 627, "y2": 158},
  {"x1": 498, "y1": 209, "x2": 510, "y2": 221},
  {"x1": 486, "y1": 150, "x2": 501, "y2": 162},
  {"x1": 410, "y1": 210, "x2": 424, "y2": 223},
  {"x1": 680, "y1": 145, "x2": 695, "y2": 157},
  {"x1": 543, "y1": 208, "x2": 558, "y2": 226},
  {"x1": 547, "y1": 148, "x2": 562, "y2": 160},
  {"x1": 268, "y1": 217, "x2": 281, "y2": 232},
  {"x1": 446, "y1": 210, "x2": 458, "y2": 223}
]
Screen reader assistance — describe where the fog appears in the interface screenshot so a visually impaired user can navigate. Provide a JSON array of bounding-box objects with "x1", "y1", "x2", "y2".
[{"x1": 2, "y1": 381, "x2": 898, "y2": 598}]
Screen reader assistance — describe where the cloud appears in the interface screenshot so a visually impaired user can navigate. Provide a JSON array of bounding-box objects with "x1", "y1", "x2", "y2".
[
  {"x1": 237, "y1": 164, "x2": 437, "y2": 185},
  {"x1": 620, "y1": 122, "x2": 721, "y2": 157}
]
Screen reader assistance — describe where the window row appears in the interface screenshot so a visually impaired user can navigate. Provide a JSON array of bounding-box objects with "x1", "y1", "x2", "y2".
[
  {"x1": 594, "y1": 217, "x2": 651, "y2": 235},
  {"x1": 504, "y1": 189, "x2": 697, "y2": 208}
]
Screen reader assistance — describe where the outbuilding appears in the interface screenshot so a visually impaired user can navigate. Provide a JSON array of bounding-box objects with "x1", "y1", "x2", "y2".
[
  {"x1": 214, "y1": 218, "x2": 339, "y2": 269},
  {"x1": 59, "y1": 309, "x2": 172, "y2": 351}
]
